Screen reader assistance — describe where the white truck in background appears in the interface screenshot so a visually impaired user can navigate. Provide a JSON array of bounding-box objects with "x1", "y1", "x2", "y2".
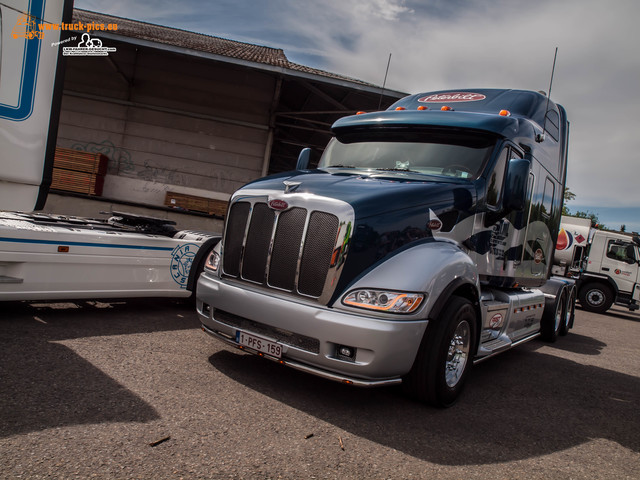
[
  {"x1": 554, "y1": 216, "x2": 640, "y2": 313},
  {"x1": 0, "y1": 0, "x2": 219, "y2": 302}
]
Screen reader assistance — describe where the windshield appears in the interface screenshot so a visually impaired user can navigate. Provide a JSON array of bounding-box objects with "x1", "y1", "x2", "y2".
[{"x1": 318, "y1": 131, "x2": 496, "y2": 179}]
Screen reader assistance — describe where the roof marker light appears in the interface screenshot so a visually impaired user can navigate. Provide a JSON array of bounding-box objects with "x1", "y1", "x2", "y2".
[
  {"x1": 356, "y1": 111, "x2": 366, "y2": 115},
  {"x1": 395, "y1": 106, "x2": 406, "y2": 111},
  {"x1": 499, "y1": 109, "x2": 511, "y2": 116},
  {"x1": 441, "y1": 105, "x2": 453, "y2": 111},
  {"x1": 417, "y1": 106, "x2": 428, "y2": 110}
]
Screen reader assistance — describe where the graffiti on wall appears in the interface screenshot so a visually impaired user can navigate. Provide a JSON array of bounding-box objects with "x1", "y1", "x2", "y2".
[
  {"x1": 69, "y1": 139, "x2": 249, "y2": 193},
  {"x1": 71, "y1": 140, "x2": 134, "y2": 175}
]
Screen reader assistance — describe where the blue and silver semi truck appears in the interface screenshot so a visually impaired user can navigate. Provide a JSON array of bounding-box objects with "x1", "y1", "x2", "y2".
[{"x1": 196, "y1": 89, "x2": 575, "y2": 407}]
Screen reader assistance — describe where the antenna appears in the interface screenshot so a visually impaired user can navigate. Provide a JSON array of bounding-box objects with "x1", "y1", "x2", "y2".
[
  {"x1": 377, "y1": 53, "x2": 392, "y2": 110},
  {"x1": 538, "y1": 47, "x2": 558, "y2": 143}
]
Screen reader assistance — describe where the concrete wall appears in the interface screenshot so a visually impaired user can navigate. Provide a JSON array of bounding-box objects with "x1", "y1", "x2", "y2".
[{"x1": 55, "y1": 44, "x2": 275, "y2": 208}]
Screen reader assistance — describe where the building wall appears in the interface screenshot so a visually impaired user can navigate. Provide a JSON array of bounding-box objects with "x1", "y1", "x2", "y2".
[{"x1": 55, "y1": 43, "x2": 275, "y2": 208}]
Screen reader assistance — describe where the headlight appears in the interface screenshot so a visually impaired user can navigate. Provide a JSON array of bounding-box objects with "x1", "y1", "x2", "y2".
[
  {"x1": 342, "y1": 289, "x2": 424, "y2": 313},
  {"x1": 204, "y1": 249, "x2": 220, "y2": 272}
]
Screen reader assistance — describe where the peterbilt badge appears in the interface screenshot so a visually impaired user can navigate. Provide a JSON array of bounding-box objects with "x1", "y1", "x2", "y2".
[{"x1": 268, "y1": 199, "x2": 289, "y2": 210}]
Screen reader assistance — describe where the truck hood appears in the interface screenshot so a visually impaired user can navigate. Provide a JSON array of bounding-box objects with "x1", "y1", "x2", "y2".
[
  {"x1": 240, "y1": 169, "x2": 477, "y2": 297},
  {"x1": 241, "y1": 169, "x2": 476, "y2": 223}
]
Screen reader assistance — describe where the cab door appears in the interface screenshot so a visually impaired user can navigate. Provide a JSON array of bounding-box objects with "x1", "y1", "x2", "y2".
[{"x1": 601, "y1": 238, "x2": 639, "y2": 296}]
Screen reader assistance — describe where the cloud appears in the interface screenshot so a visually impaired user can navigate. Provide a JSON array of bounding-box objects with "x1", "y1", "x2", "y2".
[
  {"x1": 275, "y1": 0, "x2": 640, "y2": 210},
  {"x1": 74, "y1": 0, "x2": 640, "y2": 224}
]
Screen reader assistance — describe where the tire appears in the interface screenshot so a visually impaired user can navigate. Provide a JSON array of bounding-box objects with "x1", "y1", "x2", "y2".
[
  {"x1": 579, "y1": 282, "x2": 614, "y2": 314},
  {"x1": 541, "y1": 289, "x2": 566, "y2": 343},
  {"x1": 403, "y1": 296, "x2": 476, "y2": 408},
  {"x1": 559, "y1": 286, "x2": 576, "y2": 336}
]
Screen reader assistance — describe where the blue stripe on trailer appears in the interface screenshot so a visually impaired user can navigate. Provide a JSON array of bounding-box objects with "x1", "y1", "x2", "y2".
[{"x1": 0, "y1": 237, "x2": 175, "y2": 251}]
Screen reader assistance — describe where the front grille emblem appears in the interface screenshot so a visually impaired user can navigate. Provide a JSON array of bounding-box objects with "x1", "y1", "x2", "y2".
[{"x1": 268, "y1": 199, "x2": 289, "y2": 210}]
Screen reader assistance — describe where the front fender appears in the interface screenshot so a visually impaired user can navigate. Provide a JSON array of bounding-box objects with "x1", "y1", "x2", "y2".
[{"x1": 334, "y1": 240, "x2": 480, "y2": 320}]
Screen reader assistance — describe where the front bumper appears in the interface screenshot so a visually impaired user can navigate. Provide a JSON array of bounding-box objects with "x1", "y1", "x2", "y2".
[{"x1": 196, "y1": 272, "x2": 428, "y2": 386}]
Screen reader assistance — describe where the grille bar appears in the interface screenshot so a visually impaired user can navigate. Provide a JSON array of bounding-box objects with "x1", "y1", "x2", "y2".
[
  {"x1": 242, "y1": 203, "x2": 274, "y2": 283},
  {"x1": 298, "y1": 211, "x2": 340, "y2": 297},
  {"x1": 222, "y1": 202, "x2": 250, "y2": 277},
  {"x1": 268, "y1": 207, "x2": 306, "y2": 291}
]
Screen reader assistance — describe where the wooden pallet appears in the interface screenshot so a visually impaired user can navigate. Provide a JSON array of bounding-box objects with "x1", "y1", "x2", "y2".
[
  {"x1": 51, "y1": 147, "x2": 107, "y2": 196},
  {"x1": 52, "y1": 168, "x2": 105, "y2": 196},
  {"x1": 164, "y1": 191, "x2": 228, "y2": 217},
  {"x1": 54, "y1": 147, "x2": 108, "y2": 175}
]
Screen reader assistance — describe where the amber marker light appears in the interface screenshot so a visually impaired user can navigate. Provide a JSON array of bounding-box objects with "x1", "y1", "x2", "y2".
[
  {"x1": 356, "y1": 111, "x2": 366, "y2": 115},
  {"x1": 499, "y1": 109, "x2": 511, "y2": 116},
  {"x1": 395, "y1": 106, "x2": 406, "y2": 110},
  {"x1": 417, "y1": 106, "x2": 428, "y2": 110},
  {"x1": 441, "y1": 105, "x2": 453, "y2": 111}
]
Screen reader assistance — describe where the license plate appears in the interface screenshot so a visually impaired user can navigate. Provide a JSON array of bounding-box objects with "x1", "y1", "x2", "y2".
[{"x1": 236, "y1": 330, "x2": 282, "y2": 358}]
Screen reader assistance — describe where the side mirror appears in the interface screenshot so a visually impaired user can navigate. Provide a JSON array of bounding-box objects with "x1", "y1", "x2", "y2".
[
  {"x1": 503, "y1": 158, "x2": 530, "y2": 211},
  {"x1": 296, "y1": 148, "x2": 311, "y2": 170}
]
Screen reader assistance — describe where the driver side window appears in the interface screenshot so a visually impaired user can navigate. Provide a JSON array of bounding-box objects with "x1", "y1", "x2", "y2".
[{"x1": 607, "y1": 240, "x2": 636, "y2": 263}]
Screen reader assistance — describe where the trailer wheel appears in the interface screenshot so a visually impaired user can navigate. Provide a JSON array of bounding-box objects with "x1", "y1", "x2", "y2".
[
  {"x1": 559, "y1": 286, "x2": 576, "y2": 336},
  {"x1": 579, "y1": 282, "x2": 613, "y2": 314},
  {"x1": 403, "y1": 296, "x2": 476, "y2": 408},
  {"x1": 541, "y1": 288, "x2": 566, "y2": 343}
]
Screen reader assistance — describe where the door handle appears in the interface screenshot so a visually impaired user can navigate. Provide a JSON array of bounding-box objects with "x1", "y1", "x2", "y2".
[{"x1": 602, "y1": 267, "x2": 610, "y2": 271}]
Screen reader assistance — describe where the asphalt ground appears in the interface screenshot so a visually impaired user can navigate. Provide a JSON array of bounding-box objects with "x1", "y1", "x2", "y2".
[{"x1": 1, "y1": 298, "x2": 638, "y2": 479}]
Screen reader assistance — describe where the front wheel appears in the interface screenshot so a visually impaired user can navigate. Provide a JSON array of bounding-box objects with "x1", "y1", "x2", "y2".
[
  {"x1": 403, "y1": 296, "x2": 476, "y2": 408},
  {"x1": 579, "y1": 282, "x2": 614, "y2": 314}
]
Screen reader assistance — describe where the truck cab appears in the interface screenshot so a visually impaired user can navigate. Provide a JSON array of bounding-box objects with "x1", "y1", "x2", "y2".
[
  {"x1": 196, "y1": 89, "x2": 574, "y2": 407},
  {"x1": 580, "y1": 230, "x2": 640, "y2": 312}
]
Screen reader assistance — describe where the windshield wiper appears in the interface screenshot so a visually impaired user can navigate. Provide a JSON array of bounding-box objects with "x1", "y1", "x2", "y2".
[{"x1": 328, "y1": 164, "x2": 357, "y2": 168}]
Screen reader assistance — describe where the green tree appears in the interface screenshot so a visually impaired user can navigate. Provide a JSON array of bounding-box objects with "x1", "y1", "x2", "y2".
[
  {"x1": 574, "y1": 210, "x2": 605, "y2": 230},
  {"x1": 562, "y1": 187, "x2": 576, "y2": 215}
]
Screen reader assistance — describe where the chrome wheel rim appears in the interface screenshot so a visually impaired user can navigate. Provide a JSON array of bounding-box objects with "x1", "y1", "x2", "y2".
[
  {"x1": 554, "y1": 294, "x2": 564, "y2": 331},
  {"x1": 587, "y1": 289, "x2": 605, "y2": 307},
  {"x1": 445, "y1": 320, "x2": 471, "y2": 388},
  {"x1": 565, "y1": 289, "x2": 575, "y2": 327}
]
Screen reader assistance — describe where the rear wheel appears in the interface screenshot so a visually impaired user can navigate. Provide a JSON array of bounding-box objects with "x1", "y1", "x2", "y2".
[
  {"x1": 579, "y1": 282, "x2": 614, "y2": 314},
  {"x1": 560, "y1": 287, "x2": 576, "y2": 336},
  {"x1": 541, "y1": 289, "x2": 566, "y2": 343},
  {"x1": 403, "y1": 296, "x2": 476, "y2": 408}
]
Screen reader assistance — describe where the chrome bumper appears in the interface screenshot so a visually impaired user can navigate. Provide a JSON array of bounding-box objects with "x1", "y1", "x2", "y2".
[{"x1": 196, "y1": 272, "x2": 428, "y2": 385}]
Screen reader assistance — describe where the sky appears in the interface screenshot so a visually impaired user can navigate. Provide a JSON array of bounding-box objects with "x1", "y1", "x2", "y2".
[{"x1": 76, "y1": 0, "x2": 640, "y2": 233}]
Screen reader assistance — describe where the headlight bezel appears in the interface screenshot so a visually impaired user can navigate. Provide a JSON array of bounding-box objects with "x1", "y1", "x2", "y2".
[
  {"x1": 342, "y1": 288, "x2": 425, "y2": 314},
  {"x1": 204, "y1": 249, "x2": 221, "y2": 272}
]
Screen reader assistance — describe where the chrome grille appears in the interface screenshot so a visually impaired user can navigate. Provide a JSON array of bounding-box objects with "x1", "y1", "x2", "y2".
[{"x1": 221, "y1": 196, "x2": 350, "y2": 301}]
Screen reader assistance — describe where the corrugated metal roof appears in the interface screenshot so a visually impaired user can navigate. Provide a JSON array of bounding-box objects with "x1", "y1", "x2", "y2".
[{"x1": 73, "y1": 9, "x2": 380, "y2": 88}]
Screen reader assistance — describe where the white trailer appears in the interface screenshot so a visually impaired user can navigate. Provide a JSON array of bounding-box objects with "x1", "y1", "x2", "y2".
[{"x1": 0, "y1": 0, "x2": 219, "y2": 302}]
